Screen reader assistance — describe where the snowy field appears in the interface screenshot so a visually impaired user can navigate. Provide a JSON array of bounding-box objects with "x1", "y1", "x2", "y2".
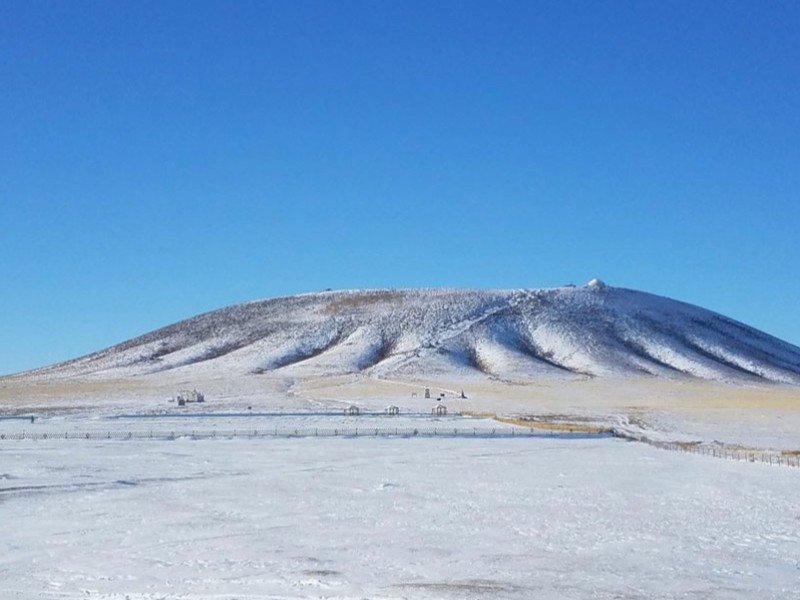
[
  {"x1": 2, "y1": 434, "x2": 799, "y2": 599},
  {"x1": 2, "y1": 372, "x2": 800, "y2": 598}
]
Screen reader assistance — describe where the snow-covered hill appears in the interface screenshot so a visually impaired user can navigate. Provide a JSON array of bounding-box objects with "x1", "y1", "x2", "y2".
[{"x1": 12, "y1": 282, "x2": 800, "y2": 384}]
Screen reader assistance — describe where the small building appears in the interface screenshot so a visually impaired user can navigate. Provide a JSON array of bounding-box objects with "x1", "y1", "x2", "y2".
[
  {"x1": 385, "y1": 405, "x2": 400, "y2": 416},
  {"x1": 344, "y1": 405, "x2": 361, "y2": 416},
  {"x1": 424, "y1": 387, "x2": 431, "y2": 399},
  {"x1": 432, "y1": 405, "x2": 447, "y2": 416},
  {"x1": 587, "y1": 277, "x2": 606, "y2": 289},
  {"x1": 175, "y1": 389, "x2": 204, "y2": 406}
]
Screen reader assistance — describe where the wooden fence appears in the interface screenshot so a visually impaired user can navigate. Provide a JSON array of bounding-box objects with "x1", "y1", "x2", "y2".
[
  {"x1": 0, "y1": 427, "x2": 603, "y2": 442},
  {"x1": 2, "y1": 426, "x2": 797, "y2": 468},
  {"x1": 612, "y1": 429, "x2": 800, "y2": 468}
]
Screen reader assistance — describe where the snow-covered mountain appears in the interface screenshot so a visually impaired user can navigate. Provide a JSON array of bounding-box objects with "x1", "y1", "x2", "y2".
[{"x1": 13, "y1": 282, "x2": 800, "y2": 384}]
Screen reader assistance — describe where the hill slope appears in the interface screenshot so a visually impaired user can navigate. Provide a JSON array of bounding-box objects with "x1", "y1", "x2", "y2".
[{"x1": 12, "y1": 282, "x2": 800, "y2": 384}]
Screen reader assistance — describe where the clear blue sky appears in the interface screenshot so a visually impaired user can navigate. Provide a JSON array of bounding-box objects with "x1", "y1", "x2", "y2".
[{"x1": 1, "y1": 1, "x2": 799, "y2": 375}]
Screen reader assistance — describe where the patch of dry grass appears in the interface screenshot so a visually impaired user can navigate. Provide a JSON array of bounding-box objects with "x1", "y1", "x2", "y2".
[
  {"x1": 322, "y1": 290, "x2": 405, "y2": 315},
  {"x1": 464, "y1": 411, "x2": 614, "y2": 434},
  {"x1": 0, "y1": 377, "x2": 150, "y2": 402}
]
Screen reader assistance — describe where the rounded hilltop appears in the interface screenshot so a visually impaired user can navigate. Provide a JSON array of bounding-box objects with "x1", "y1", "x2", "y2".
[{"x1": 11, "y1": 285, "x2": 800, "y2": 386}]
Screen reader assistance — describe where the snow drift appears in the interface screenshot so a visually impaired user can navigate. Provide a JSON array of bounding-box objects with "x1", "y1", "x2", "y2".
[{"x1": 13, "y1": 283, "x2": 800, "y2": 384}]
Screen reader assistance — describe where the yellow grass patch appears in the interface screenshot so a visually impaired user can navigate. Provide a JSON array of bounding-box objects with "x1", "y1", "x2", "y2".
[
  {"x1": 322, "y1": 290, "x2": 405, "y2": 315},
  {"x1": 463, "y1": 411, "x2": 614, "y2": 434}
]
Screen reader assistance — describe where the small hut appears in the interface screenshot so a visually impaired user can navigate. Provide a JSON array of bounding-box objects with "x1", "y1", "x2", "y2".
[
  {"x1": 344, "y1": 405, "x2": 361, "y2": 416},
  {"x1": 175, "y1": 389, "x2": 205, "y2": 405},
  {"x1": 432, "y1": 405, "x2": 448, "y2": 416},
  {"x1": 424, "y1": 387, "x2": 431, "y2": 399},
  {"x1": 173, "y1": 390, "x2": 206, "y2": 406},
  {"x1": 385, "y1": 405, "x2": 400, "y2": 416}
]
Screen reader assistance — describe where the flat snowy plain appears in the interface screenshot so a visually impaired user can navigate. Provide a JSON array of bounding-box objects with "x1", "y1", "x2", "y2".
[
  {"x1": 3, "y1": 369, "x2": 800, "y2": 599},
  {"x1": 2, "y1": 422, "x2": 799, "y2": 600}
]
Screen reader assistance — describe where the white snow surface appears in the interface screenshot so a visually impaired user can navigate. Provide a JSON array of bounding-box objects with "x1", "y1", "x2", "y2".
[
  {"x1": 2, "y1": 433, "x2": 799, "y2": 599},
  {"x1": 10, "y1": 285, "x2": 800, "y2": 385}
]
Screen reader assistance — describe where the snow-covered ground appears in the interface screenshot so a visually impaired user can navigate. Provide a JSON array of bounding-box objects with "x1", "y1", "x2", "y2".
[
  {"x1": 3, "y1": 346, "x2": 800, "y2": 599},
  {"x1": 2, "y1": 433, "x2": 799, "y2": 600}
]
